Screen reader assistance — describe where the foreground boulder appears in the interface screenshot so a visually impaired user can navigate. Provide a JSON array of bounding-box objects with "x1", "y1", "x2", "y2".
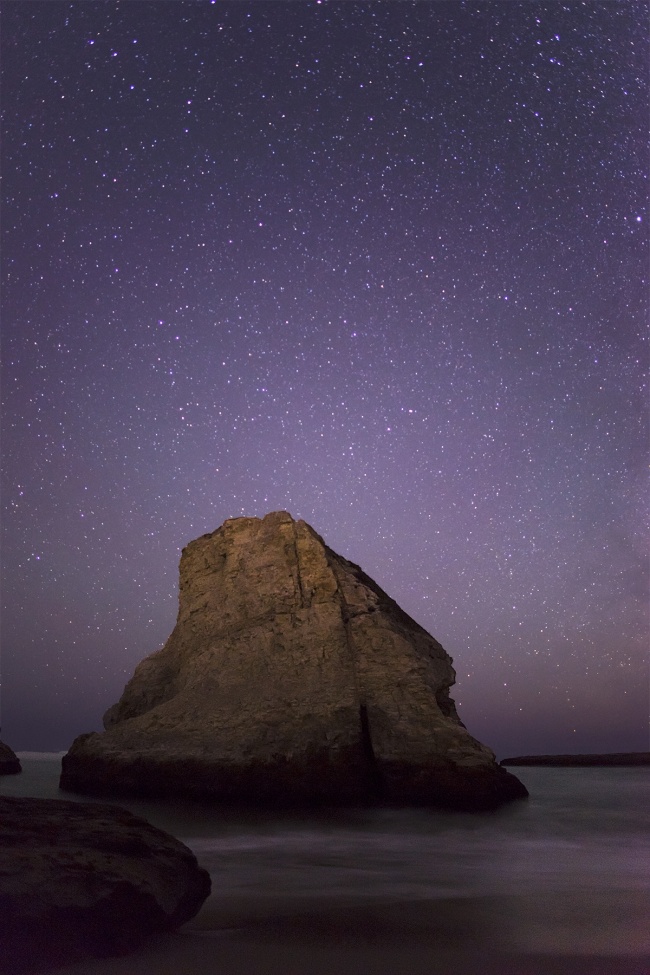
[
  {"x1": 0, "y1": 795, "x2": 210, "y2": 973},
  {"x1": 0, "y1": 740, "x2": 21, "y2": 775},
  {"x1": 61, "y1": 511, "x2": 527, "y2": 810}
]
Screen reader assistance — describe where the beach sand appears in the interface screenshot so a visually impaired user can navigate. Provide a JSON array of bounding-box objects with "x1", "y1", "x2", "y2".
[{"x1": 51, "y1": 892, "x2": 650, "y2": 975}]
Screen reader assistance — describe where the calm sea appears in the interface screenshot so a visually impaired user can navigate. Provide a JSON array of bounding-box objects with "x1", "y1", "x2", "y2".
[{"x1": 3, "y1": 754, "x2": 649, "y2": 971}]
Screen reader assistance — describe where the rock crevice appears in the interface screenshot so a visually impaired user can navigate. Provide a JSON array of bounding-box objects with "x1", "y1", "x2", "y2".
[{"x1": 291, "y1": 519, "x2": 308, "y2": 608}]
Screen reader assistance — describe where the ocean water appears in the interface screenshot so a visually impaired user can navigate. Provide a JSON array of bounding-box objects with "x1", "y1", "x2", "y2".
[{"x1": 2, "y1": 755, "x2": 649, "y2": 972}]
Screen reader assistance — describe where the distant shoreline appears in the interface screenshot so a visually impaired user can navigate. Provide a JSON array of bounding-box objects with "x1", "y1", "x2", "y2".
[{"x1": 501, "y1": 752, "x2": 650, "y2": 767}]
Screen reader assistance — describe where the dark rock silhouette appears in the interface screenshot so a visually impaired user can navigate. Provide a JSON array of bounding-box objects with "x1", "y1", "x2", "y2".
[
  {"x1": 502, "y1": 752, "x2": 650, "y2": 767},
  {"x1": 0, "y1": 740, "x2": 21, "y2": 775},
  {"x1": 0, "y1": 795, "x2": 210, "y2": 973},
  {"x1": 61, "y1": 512, "x2": 527, "y2": 810}
]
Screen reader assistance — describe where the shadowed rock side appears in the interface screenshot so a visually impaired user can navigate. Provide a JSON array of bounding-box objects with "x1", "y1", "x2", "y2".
[
  {"x1": 0, "y1": 795, "x2": 210, "y2": 974},
  {"x1": 61, "y1": 512, "x2": 527, "y2": 810},
  {"x1": 0, "y1": 740, "x2": 21, "y2": 775}
]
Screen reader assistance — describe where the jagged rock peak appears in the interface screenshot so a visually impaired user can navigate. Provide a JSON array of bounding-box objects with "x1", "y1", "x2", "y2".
[{"x1": 61, "y1": 512, "x2": 527, "y2": 810}]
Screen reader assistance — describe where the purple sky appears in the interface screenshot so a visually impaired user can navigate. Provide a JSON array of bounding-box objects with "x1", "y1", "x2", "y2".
[{"x1": 1, "y1": 1, "x2": 647, "y2": 758}]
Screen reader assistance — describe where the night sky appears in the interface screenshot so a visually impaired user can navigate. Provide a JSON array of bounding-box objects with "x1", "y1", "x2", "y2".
[{"x1": 1, "y1": 1, "x2": 647, "y2": 758}]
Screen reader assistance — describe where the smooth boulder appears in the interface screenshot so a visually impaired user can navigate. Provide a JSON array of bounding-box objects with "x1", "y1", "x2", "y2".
[
  {"x1": 0, "y1": 795, "x2": 210, "y2": 973},
  {"x1": 61, "y1": 511, "x2": 527, "y2": 810}
]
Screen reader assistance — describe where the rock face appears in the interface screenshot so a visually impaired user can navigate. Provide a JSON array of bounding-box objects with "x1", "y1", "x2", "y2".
[
  {"x1": 61, "y1": 511, "x2": 527, "y2": 810},
  {"x1": 0, "y1": 740, "x2": 21, "y2": 775},
  {"x1": 0, "y1": 795, "x2": 210, "y2": 973}
]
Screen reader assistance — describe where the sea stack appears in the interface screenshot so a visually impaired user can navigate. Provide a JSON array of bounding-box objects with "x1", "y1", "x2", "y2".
[{"x1": 61, "y1": 512, "x2": 527, "y2": 810}]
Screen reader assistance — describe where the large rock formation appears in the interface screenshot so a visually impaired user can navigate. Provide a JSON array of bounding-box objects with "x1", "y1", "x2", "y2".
[
  {"x1": 0, "y1": 795, "x2": 210, "y2": 973},
  {"x1": 61, "y1": 512, "x2": 527, "y2": 810},
  {"x1": 0, "y1": 740, "x2": 21, "y2": 775}
]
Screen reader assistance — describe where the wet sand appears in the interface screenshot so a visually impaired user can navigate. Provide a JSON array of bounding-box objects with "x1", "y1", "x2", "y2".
[{"x1": 53, "y1": 893, "x2": 650, "y2": 975}]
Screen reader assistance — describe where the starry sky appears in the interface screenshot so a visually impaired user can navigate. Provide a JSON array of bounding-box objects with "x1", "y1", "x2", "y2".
[{"x1": 1, "y1": 1, "x2": 647, "y2": 758}]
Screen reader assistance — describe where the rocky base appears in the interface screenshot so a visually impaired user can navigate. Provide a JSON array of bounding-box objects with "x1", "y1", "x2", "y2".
[
  {"x1": 0, "y1": 795, "x2": 210, "y2": 974},
  {"x1": 0, "y1": 740, "x2": 21, "y2": 775},
  {"x1": 61, "y1": 738, "x2": 528, "y2": 811}
]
